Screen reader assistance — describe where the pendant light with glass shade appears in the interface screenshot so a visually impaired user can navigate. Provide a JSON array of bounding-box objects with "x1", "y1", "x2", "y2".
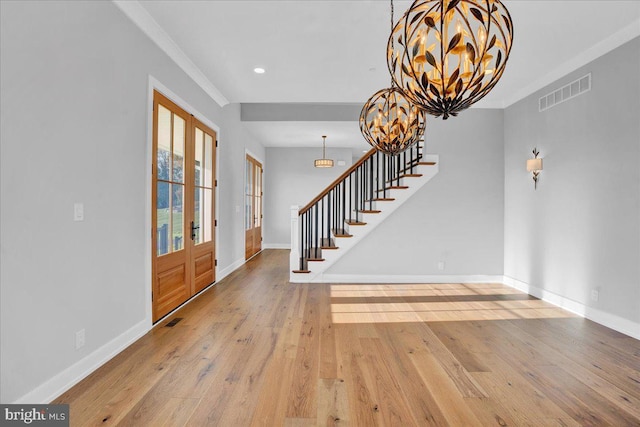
[
  {"x1": 360, "y1": 0, "x2": 426, "y2": 155},
  {"x1": 388, "y1": 0, "x2": 513, "y2": 119},
  {"x1": 314, "y1": 135, "x2": 334, "y2": 168}
]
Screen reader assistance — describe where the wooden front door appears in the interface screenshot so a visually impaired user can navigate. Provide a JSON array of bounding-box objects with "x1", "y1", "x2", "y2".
[
  {"x1": 245, "y1": 154, "x2": 263, "y2": 260},
  {"x1": 152, "y1": 91, "x2": 216, "y2": 322}
]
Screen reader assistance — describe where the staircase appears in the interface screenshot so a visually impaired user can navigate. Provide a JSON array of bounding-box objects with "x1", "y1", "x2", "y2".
[{"x1": 290, "y1": 139, "x2": 438, "y2": 282}]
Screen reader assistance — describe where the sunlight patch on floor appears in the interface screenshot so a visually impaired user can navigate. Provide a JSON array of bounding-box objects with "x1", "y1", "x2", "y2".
[
  {"x1": 329, "y1": 283, "x2": 523, "y2": 298},
  {"x1": 329, "y1": 283, "x2": 577, "y2": 323}
]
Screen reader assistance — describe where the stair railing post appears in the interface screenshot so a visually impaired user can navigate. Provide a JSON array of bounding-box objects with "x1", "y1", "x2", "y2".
[{"x1": 291, "y1": 205, "x2": 301, "y2": 270}]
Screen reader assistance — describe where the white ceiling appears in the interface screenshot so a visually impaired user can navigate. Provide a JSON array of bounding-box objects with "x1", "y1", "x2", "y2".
[{"x1": 132, "y1": 1, "x2": 640, "y2": 150}]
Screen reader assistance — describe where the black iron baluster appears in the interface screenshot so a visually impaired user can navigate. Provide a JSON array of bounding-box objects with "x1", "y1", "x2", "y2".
[
  {"x1": 342, "y1": 180, "x2": 346, "y2": 232},
  {"x1": 348, "y1": 173, "x2": 352, "y2": 223},
  {"x1": 403, "y1": 150, "x2": 406, "y2": 179},
  {"x1": 334, "y1": 186, "x2": 337, "y2": 232},
  {"x1": 320, "y1": 197, "x2": 324, "y2": 251},
  {"x1": 370, "y1": 155, "x2": 374, "y2": 211},
  {"x1": 314, "y1": 204, "x2": 319, "y2": 258},
  {"x1": 354, "y1": 168, "x2": 358, "y2": 219},
  {"x1": 364, "y1": 159, "x2": 378, "y2": 210},
  {"x1": 410, "y1": 142, "x2": 414, "y2": 174},
  {"x1": 307, "y1": 209, "x2": 311, "y2": 261},
  {"x1": 374, "y1": 152, "x2": 379, "y2": 210},
  {"x1": 326, "y1": 193, "x2": 331, "y2": 245},
  {"x1": 358, "y1": 165, "x2": 367, "y2": 210}
]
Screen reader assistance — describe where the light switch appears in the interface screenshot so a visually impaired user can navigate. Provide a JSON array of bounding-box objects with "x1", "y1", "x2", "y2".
[{"x1": 74, "y1": 203, "x2": 84, "y2": 221}]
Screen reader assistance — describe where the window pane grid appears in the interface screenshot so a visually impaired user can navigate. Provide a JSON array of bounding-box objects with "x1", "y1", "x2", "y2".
[
  {"x1": 157, "y1": 105, "x2": 187, "y2": 256},
  {"x1": 194, "y1": 126, "x2": 214, "y2": 245}
]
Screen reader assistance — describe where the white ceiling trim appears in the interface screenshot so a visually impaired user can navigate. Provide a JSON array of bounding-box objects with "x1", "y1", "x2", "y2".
[
  {"x1": 503, "y1": 17, "x2": 640, "y2": 108},
  {"x1": 112, "y1": 0, "x2": 229, "y2": 107}
]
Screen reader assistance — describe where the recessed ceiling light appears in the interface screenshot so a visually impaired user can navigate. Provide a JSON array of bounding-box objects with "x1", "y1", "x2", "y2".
[{"x1": 253, "y1": 67, "x2": 265, "y2": 74}]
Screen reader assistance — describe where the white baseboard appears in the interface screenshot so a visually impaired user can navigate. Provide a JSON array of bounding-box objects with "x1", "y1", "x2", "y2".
[
  {"x1": 263, "y1": 243, "x2": 290, "y2": 249},
  {"x1": 217, "y1": 257, "x2": 245, "y2": 281},
  {"x1": 316, "y1": 274, "x2": 505, "y2": 284},
  {"x1": 502, "y1": 275, "x2": 640, "y2": 340},
  {"x1": 13, "y1": 319, "x2": 150, "y2": 404}
]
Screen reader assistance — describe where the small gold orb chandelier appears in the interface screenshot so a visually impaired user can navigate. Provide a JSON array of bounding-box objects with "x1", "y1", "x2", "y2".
[
  {"x1": 360, "y1": 87, "x2": 425, "y2": 155},
  {"x1": 360, "y1": 0, "x2": 426, "y2": 155},
  {"x1": 388, "y1": 0, "x2": 513, "y2": 119}
]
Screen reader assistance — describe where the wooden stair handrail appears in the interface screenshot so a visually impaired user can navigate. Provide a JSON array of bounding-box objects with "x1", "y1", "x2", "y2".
[{"x1": 299, "y1": 148, "x2": 377, "y2": 215}]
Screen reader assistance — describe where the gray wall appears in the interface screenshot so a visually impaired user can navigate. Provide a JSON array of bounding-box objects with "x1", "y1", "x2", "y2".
[
  {"x1": 219, "y1": 103, "x2": 266, "y2": 267},
  {"x1": 504, "y1": 37, "x2": 640, "y2": 324},
  {"x1": 327, "y1": 109, "x2": 505, "y2": 276},
  {"x1": 0, "y1": 1, "x2": 263, "y2": 402},
  {"x1": 264, "y1": 147, "x2": 353, "y2": 246}
]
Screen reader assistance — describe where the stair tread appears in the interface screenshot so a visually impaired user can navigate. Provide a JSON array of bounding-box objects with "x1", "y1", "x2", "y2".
[
  {"x1": 332, "y1": 228, "x2": 353, "y2": 237},
  {"x1": 345, "y1": 221, "x2": 367, "y2": 226},
  {"x1": 321, "y1": 246, "x2": 339, "y2": 250},
  {"x1": 360, "y1": 210, "x2": 381, "y2": 214},
  {"x1": 292, "y1": 270, "x2": 311, "y2": 274},
  {"x1": 372, "y1": 198, "x2": 395, "y2": 201},
  {"x1": 419, "y1": 161, "x2": 437, "y2": 165},
  {"x1": 307, "y1": 258, "x2": 325, "y2": 262},
  {"x1": 377, "y1": 186, "x2": 409, "y2": 192}
]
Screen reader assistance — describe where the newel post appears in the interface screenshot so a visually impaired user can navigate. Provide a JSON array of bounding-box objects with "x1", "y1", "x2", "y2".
[{"x1": 290, "y1": 205, "x2": 299, "y2": 271}]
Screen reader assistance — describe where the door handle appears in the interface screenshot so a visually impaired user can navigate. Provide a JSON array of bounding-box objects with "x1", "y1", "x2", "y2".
[{"x1": 190, "y1": 221, "x2": 200, "y2": 240}]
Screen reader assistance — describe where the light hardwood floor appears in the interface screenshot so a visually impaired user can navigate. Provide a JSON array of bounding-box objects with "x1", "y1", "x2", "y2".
[{"x1": 54, "y1": 249, "x2": 640, "y2": 426}]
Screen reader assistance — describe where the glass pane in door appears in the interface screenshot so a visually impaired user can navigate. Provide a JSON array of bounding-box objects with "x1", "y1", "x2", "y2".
[
  {"x1": 195, "y1": 128, "x2": 203, "y2": 187},
  {"x1": 172, "y1": 184, "x2": 184, "y2": 251},
  {"x1": 172, "y1": 116, "x2": 185, "y2": 183},
  {"x1": 203, "y1": 188, "x2": 212, "y2": 242},
  {"x1": 254, "y1": 163, "x2": 261, "y2": 228},
  {"x1": 157, "y1": 105, "x2": 171, "y2": 181},
  {"x1": 245, "y1": 195, "x2": 252, "y2": 230},
  {"x1": 193, "y1": 187, "x2": 201, "y2": 243},
  {"x1": 204, "y1": 134, "x2": 213, "y2": 187},
  {"x1": 157, "y1": 181, "x2": 170, "y2": 256}
]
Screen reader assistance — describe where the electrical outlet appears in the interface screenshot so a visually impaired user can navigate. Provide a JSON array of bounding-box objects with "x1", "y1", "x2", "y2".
[
  {"x1": 73, "y1": 202, "x2": 84, "y2": 221},
  {"x1": 75, "y1": 329, "x2": 85, "y2": 350},
  {"x1": 591, "y1": 289, "x2": 599, "y2": 302},
  {"x1": 438, "y1": 261, "x2": 445, "y2": 271}
]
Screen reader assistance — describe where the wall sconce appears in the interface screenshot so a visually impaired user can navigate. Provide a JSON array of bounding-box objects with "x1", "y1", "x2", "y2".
[{"x1": 526, "y1": 148, "x2": 543, "y2": 189}]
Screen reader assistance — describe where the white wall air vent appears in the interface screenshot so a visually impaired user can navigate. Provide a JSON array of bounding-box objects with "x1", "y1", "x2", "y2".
[{"x1": 539, "y1": 73, "x2": 591, "y2": 112}]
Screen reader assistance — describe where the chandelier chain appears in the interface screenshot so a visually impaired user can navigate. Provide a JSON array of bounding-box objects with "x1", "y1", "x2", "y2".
[{"x1": 390, "y1": 0, "x2": 395, "y2": 87}]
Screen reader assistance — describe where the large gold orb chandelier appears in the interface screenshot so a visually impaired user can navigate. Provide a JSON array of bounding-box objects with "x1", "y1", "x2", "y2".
[
  {"x1": 388, "y1": 0, "x2": 513, "y2": 119},
  {"x1": 360, "y1": 0, "x2": 426, "y2": 155}
]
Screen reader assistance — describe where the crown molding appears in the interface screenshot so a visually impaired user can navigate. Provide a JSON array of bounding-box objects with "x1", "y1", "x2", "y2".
[
  {"x1": 113, "y1": 0, "x2": 230, "y2": 107},
  {"x1": 503, "y1": 18, "x2": 640, "y2": 108}
]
